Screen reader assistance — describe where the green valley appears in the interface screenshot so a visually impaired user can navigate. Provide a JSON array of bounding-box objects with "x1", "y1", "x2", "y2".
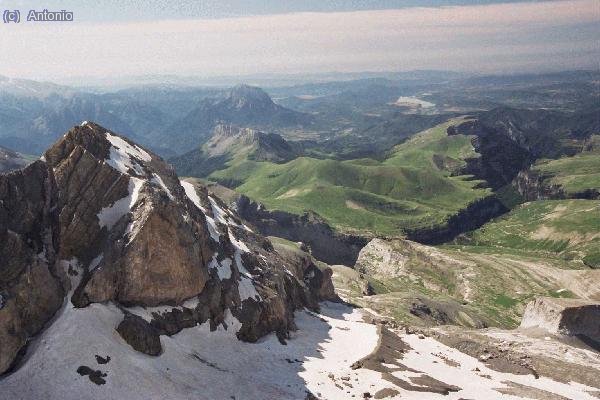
[{"x1": 201, "y1": 120, "x2": 493, "y2": 236}]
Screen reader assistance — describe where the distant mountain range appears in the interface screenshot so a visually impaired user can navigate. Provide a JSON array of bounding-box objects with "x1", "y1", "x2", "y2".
[
  {"x1": 0, "y1": 70, "x2": 597, "y2": 159},
  {"x1": 0, "y1": 145, "x2": 31, "y2": 173}
]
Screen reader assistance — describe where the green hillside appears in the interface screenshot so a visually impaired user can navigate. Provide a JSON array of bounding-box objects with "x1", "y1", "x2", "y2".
[
  {"x1": 531, "y1": 149, "x2": 600, "y2": 195},
  {"x1": 207, "y1": 120, "x2": 492, "y2": 236},
  {"x1": 464, "y1": 199, "x2": 600, "y2": 268}
]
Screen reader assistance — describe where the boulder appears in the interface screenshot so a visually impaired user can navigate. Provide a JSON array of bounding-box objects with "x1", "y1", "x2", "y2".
[{"x1": 116, "y1": 314, "x2": 162, "y2": 356}]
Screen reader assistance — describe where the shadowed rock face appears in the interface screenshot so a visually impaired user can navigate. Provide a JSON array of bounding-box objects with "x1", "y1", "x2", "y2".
[
  {"x1": 235, "y1": 195, "x2": 369, "y2": 266},
  {"x1": 0, "y1": 122, "x2": 335, "y2": 373},
  {"x1": 0, "y1": 161, "x2": 63, "y2": 374},
  {"x1": 520, "y1": 297, "x2": 600, "y2": 344}
]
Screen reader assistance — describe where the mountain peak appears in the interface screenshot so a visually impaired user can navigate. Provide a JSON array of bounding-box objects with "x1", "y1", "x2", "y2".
[
  {"x1": 0, "y1": 122, "x2": 334, "y2": 377},
  {"x1": 226, "y1": 84, "x2": 275, "y2": 109}
]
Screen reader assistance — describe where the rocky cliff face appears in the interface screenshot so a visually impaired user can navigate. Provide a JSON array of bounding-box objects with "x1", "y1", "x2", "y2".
[
  {"x1": 0, "y1": 161, "x2": 63, "y2": 374},
  {"x1": 513, "y1": 169, "x2": 565, "y2": 201},
  {"x1": 0, "y1": 122, "x2": 335, "y2": 373},
  {"x1": 43, "y1": 122, "x2": 214, "y2": 307},
  {"x1": 514, "y1": 168, "x2": 600, "y2": 201},
  {"x1": 520, "y1": 297, "x2": 600, "y2": 345},
  {"x1": 235, "y1": 195, "x2": 369, "y2": 266},
  {"x1": 404, "y1": 195, "x2": 508, "y2": 244},
  {"x1": 447, "y1": 107, "x2": 598, "y2": 190},
  {"x1": 447, "y1": 119, "x2": 532, "y2": 189}
]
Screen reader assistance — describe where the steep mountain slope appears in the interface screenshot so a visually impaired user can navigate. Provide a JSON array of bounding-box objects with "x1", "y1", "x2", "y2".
[
  {"x1": 0, "y1": 146, "x2": 31, "y2": 172},
  {"x1": 172, "y1": 124, "x2": 298, "y2": 177},
  {"x1": 449, "y1": 107, "x2": 600, "y2": 189},
  {"x1": 0, "y1": 122, "x2": 335, "y2": 376}
]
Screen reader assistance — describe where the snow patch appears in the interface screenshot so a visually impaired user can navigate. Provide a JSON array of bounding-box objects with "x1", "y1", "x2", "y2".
[
  {"x1": 1, "y1": 302, "x2": 596, "y2": 400},
  {"x1": 209, "y1": 197, "x2": 229, "y2": 225},
  {"x1": 209, "y1": 255, "x2": 232, "y2": 280},
  {"x1": 180, "y1": 181, "x2": 220, "y2": 242},
  {"x1": 97, "y1": 177, "x2": 144, "y2": 230},
  {"x1": 105, "y1": 132, "x2": 151, "y2": 176},
  {"x1": 394, "y1": 96, "x2": 435, "y2": 108},
  {"x1": 151, "y1": 173, "x2": 174, "y2": 200},
  {"x1": 180, "y1": 181, "x2": 205, "y2": 211}
]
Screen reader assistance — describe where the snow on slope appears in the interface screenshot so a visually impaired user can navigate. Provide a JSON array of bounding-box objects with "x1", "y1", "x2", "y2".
[
  {"x1": 180, "y1": 180, "x2": 261, "y2": 301},
  {"x1": 1, "y1": 300, "x2": 596, "y2": 400},
  {"x1": 96, "y1": 177, "x2": 144, "y2": 229},
  {"x1": 104, "y1": 132, "x2": 152, "y2": 175}
]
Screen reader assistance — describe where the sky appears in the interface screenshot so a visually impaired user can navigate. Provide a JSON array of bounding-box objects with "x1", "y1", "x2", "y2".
[{"x1": 0, "y1": 0, "x2": 598, "y2": 80}]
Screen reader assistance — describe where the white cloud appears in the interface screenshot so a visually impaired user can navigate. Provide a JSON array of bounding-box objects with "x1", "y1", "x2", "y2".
[{"x1": 0, "y1": 0, "x2": 597, "y2": 79}]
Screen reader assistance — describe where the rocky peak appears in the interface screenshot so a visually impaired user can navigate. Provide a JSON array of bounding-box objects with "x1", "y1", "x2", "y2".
[
  {"x1": 226, "y1": 84, "x2": 276, "y2": 110},
  {"x1": 0, "y1": 122, "x2": 335, "y2": 374}
]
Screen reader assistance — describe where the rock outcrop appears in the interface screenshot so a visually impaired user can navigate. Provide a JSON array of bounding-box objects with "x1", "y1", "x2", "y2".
[
  {"x1": 520, "y1": 297, "x2": 600, "y2": 344},
  {"x1": 44, "y1": 122, "x2": 213, "y2": 307},
  {"x1": 0, "y1": 161, "x2": 63, "y2": 374},
  {"x1": 116, "y1": 314, "x2": 162, "y2": 356},
  {"x1": 0, "y1": 122, "x2": 335, "y2": 374}
]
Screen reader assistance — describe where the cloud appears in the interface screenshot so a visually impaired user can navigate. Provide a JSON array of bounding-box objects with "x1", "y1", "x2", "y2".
[{"x1": 0, "y1": 0, "x2": 598, "y2": 79}]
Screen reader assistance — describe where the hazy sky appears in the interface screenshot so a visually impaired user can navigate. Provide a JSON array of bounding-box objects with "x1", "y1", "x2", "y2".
[{"x1": 0, "y1": 0, "x2": 598, "y2": 80}]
